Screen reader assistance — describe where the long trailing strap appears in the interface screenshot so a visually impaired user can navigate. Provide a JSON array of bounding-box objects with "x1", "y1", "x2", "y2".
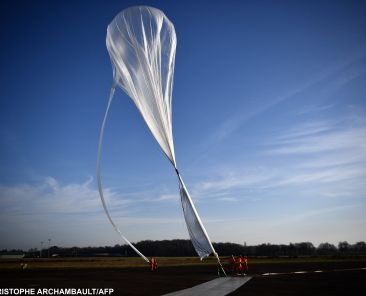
[{"x1": 97, "y1": 84, "x2": 150, "y2": 263}]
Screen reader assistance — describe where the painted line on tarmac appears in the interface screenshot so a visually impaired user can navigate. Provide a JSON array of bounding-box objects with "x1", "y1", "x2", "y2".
[
  {"x1": 261, "y1": 267, "x2": 366, "y2": 276},
  {"x1": 332, "y1": 267, "x2": 366, "y2": 272},
  {"x1": 262, "y1": 272, "x2": 283, "y2": 276}
]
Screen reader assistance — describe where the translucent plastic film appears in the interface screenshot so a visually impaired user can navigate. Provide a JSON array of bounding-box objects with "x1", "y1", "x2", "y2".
[
  {"x1": 178, "y1": 175, "x2": 214, "y2": 259},
  {"x1": 106, "y1": 6, "x2": 176, "y2": 165}
]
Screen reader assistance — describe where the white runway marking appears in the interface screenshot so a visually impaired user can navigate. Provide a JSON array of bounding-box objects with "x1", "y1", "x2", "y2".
[
  {"x1": 262, "y1": 272, "x2": 281, "y2": 276},
  {"x1": 162, "y1": 276, "x2": 252, "y2": 296},
  {"x1": 261, "y1": 267, "x2": 366, "y2": 276}
]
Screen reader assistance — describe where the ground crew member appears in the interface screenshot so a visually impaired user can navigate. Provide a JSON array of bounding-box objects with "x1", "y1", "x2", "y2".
[
  {"x1": 243, "y1": 256, "x2": 248, "y2": 275},
  {"x1": 149, "y1": 257, "x2": 158, "y2": 271},
  {"x1": 237, "y1": 255, "x2": 243, "y2": 275},
  {"x1": 153, "y1": 257, "x2": 158, "y2": 270}
]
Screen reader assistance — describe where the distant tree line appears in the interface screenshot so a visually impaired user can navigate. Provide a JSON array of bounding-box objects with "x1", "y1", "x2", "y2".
[{"x1": 2, "y1": 240, "x2": 366, "y2": 257}]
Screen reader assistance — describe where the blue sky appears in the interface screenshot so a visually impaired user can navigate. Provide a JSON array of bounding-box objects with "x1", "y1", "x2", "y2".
[{"x1": 1, "y1": 0, "x2": 366, "y2": 250}]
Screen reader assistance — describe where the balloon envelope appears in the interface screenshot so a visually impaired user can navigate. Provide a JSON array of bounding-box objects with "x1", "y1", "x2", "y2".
[
  {"x1": 107, "y1": 6, "x2": 177, "y2": 165},
  {"x1": 101, "y1": 6, "x2": 220, "y2": 263}
]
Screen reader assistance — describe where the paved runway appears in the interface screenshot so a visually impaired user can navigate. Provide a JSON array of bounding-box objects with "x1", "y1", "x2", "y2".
[{"x1": 162, "y1": 276, "x2": 252, "y2": 296}]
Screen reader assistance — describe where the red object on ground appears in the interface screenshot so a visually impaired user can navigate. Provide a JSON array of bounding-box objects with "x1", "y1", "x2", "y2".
[
  {"x1": 243, "y1": 256, "x2": 248, "y2": 272},
  {"x1": 150, "y1": 257, "x2": 158, "y2": 271},
  {"x1": 237, "y1": 256, "x2": 243, "y2": 274},
  {"x1": 229, "y1": 255, "x2": 236, "y2": 273}
]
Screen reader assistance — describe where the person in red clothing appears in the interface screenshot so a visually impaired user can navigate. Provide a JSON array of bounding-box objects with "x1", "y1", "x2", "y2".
[
  {"x1": 243, "y1": 256, "x2": 248, "y2": 275},
  {"x1": 228, "y1": 255, "x2": 236, "y2": 274},
  {"x1": 237, "y1": 255, "x2": 243, "y2": 275},
  {"x1": 149, "y1": 257, "x2": 158, "y2": 271}
]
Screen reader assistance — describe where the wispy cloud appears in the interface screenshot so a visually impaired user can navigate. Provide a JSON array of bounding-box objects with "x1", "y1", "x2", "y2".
[
  {"x1": 267, "y1": 118, "x2": 366, "y2": 193},
  {"x1": 155, "y1": 193, "x2": 179, "y2": 201},
  {"x1": 192, "y1": 168, "x2": 276, "y2": 199},
  {"x1": 0, "y1": 177, "x2": 188, "y2": 248},
  {"x1": 132, "y1": 193, "x2": 180, "y2": 203},
  {"x1": 0, "y1": 177, "x2": 182, "y2": 218},
  {"x1": 203, "y1": 46, "x2": 366, "y2": 149},
  {"x1": 274, "y1": 120, "x2": 335, "y2": 141},
  {"x1": 295, "y1": 104, "x2": 334, "y2": 115},
  {"x1": 189, "y1": 112, "x2": 366, "y2": 200},
  {"x1": 113, "y1": 217, "x2": 182, "y2": 225},
  {"x1": 271, "y1": 166, "x2": 366, "y2": 187},
  {"x1": 268, "y1": 124, "x2": 366, "y2": 155},
  {"x1": 216, "y1": 197, "x2": 239, "y2": 202},
  {"x1": 0, "y1": 177, "x2": 103, "y2": 215}
]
